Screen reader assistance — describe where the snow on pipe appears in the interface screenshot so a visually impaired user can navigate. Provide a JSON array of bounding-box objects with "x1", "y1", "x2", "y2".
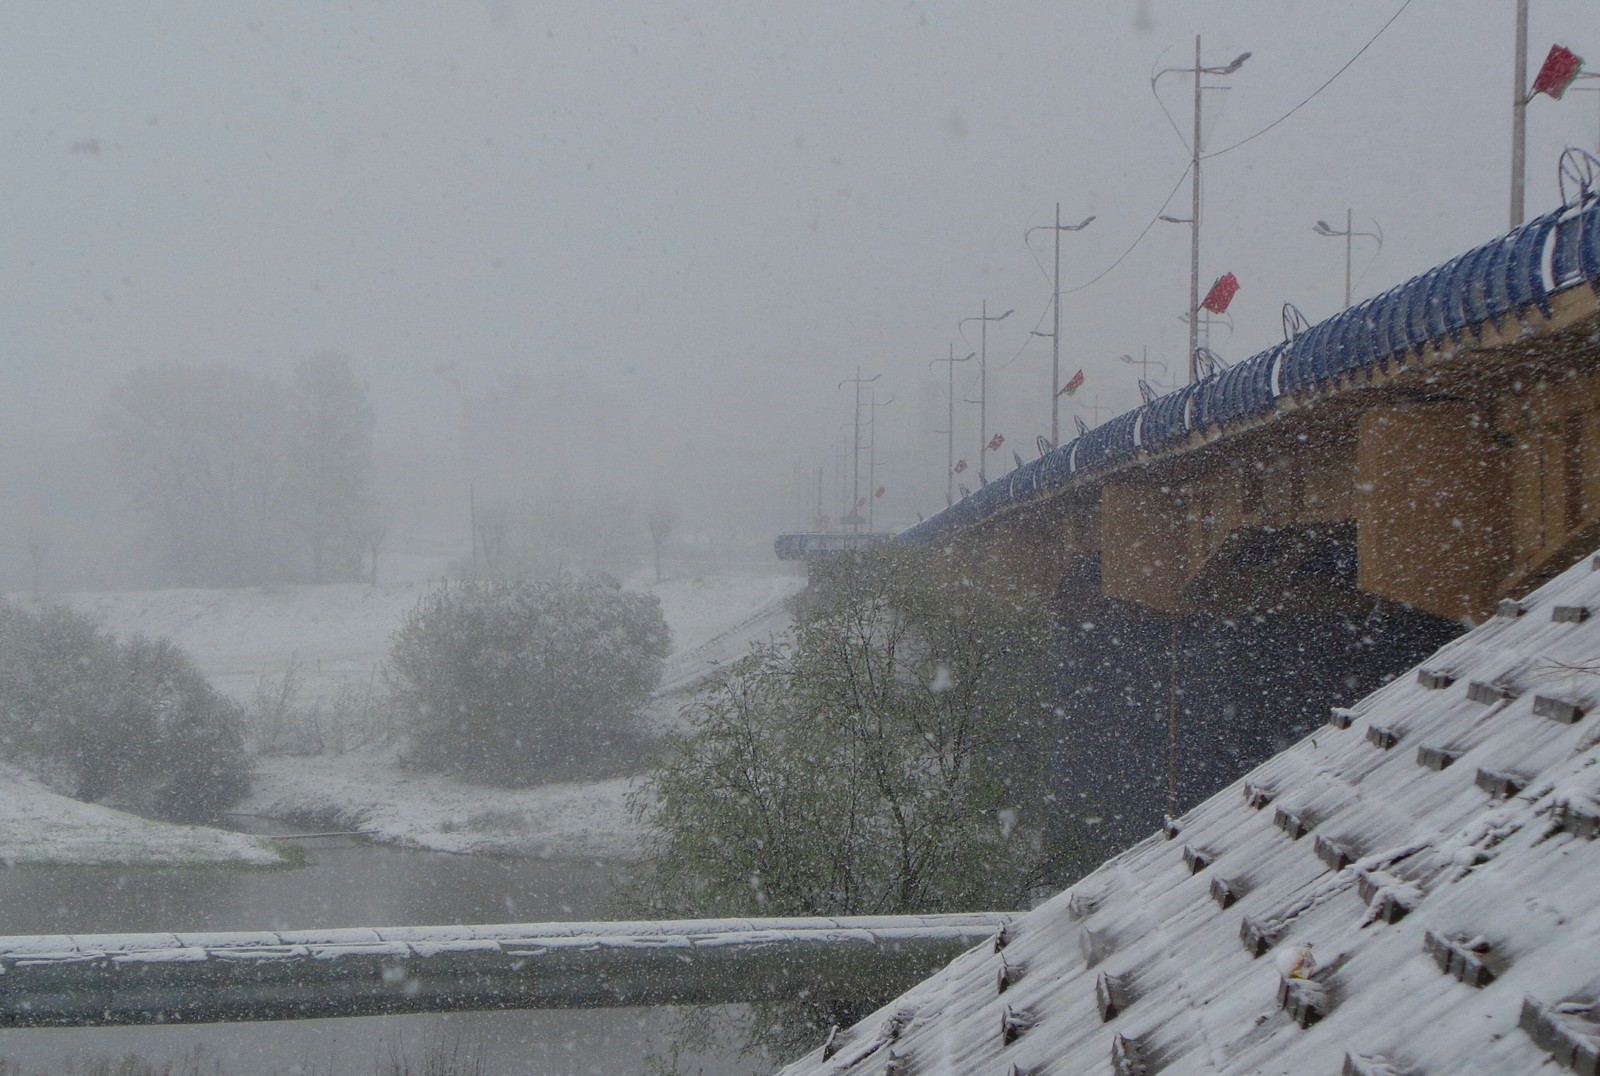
[{"x1": 0, "y1": 913, "x2": 1016, "y2": 1027}]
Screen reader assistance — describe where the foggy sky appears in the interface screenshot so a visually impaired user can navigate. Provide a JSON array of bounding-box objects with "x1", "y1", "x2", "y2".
[{"x1": 2, "y1": 1, "x2": 1596, "y2": 547}]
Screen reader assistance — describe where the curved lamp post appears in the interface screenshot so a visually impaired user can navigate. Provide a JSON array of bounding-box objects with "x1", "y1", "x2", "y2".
[
  {"x1": 1153, "y1": 39, "x2": 1251, "y2": 383},
  {"x1": 959, "y1": 302, "x2": 1013, "y2": 485},
  {"x1": 1026, "y1": 207, "x2": 1095, "y2": 447},
  {"x1": 1313, "y1": 211, "x2": 1382, "y2": 309},
  {"x1": 930, "y1": 347, "x2": 975, "y2": 506}
]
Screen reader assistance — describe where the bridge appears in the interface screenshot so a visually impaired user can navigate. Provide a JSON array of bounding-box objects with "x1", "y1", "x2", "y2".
[{"x1": 889, "y1": 160, "x2": 1600, "y2": 624}]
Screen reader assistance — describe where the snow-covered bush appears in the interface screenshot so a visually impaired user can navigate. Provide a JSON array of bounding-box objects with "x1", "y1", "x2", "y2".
[
  {"x1": 388, "y1": 576, "x2": 670, "y2": 784},
  {"x1": 0, "y1": 601, "x2": 252, "y2": 820}
]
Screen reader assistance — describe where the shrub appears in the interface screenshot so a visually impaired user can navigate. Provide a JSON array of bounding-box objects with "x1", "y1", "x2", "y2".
[
  {"x1": 0, "y1": 601, "x2": 252, "y2": 821},
  {"x1": 630, "y1": 545, "x2": 1086, "y2": 1056},
  {"x1": 388, "y1": 576, "x2": 670, "y2": 784}
]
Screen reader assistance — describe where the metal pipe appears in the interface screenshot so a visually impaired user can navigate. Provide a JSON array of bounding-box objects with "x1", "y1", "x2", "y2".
[{"x1": 0, "y1": 914, "x2": 1014, "y2": 1028}]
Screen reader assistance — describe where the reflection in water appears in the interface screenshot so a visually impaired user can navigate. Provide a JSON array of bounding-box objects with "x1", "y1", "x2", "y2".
[
  {"x1": 0, "y1": 839, "x2": 626, "y2": 935},
  {"x1": 0, "y1": 835, "x2": 760, "y2": 1076}
]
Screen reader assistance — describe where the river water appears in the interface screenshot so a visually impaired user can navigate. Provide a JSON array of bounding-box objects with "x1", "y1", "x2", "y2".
[{"x1": 0, "y1": 830, "x2": 763, "y2": 1076}]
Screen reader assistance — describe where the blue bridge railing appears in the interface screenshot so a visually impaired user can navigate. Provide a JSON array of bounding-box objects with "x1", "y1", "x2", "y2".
[{"x1": 902, "y1": 188, "x2": 1600, "y2": 546}]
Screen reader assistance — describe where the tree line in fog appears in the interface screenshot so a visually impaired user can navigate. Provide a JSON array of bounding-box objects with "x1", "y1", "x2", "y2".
[{"x1": 103, "y1": 355, "x2": 381, "y2": 588}]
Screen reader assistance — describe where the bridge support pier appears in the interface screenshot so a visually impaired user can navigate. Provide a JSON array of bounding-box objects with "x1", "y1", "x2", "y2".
[{"x1": 1357, "y1": 402, "x2": 1510, "y2": 623}]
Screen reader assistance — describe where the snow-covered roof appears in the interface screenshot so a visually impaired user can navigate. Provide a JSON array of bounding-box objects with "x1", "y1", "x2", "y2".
[{"x1": 778, "y1": 550, "x2": 1600, "y2": 1075}]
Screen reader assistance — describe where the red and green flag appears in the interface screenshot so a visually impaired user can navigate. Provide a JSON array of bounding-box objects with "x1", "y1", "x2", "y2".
[
  {"x1": 1202, "y1": 272, "x2": 1240, "y2": 314},
  {"x1": 1058, "y1": 369, "x2": 1086, "y2": 397},
  {"x1": 1533, "y1": 44, "x2": 1584, "y2": 100}
]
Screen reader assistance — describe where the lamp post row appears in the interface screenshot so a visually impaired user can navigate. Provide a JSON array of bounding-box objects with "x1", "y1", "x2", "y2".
[{"x1": 848, "y1": 13, "x2": 1579, "y2": 523}]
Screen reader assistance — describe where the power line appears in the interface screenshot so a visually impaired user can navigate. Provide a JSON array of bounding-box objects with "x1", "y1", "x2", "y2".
[
  {"x1": 1203, "y1": 0, "x2": 1415, "y2": 161},
  {"x1": 1060, "y1": 163, "x2": 1193, "y2": 298},
  {"x1": 994, "y1": 163, "x2": 1193, "y2": 373}
]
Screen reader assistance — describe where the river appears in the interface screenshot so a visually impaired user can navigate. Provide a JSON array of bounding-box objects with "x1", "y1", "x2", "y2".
[{"x1": 0, "y1": 829, "x2": 762, "y2": 1076}]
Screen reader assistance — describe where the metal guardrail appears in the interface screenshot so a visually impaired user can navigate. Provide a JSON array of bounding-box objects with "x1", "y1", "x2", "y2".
[{"x1": 0, "y1": 913, "x2": 1014, "y2": 1027}]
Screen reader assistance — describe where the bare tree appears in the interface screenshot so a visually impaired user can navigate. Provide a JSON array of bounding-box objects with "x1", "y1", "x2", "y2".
[
  {"x1": 646, "y1": 502, "x2": 675, "y2": 582},
  {"x1": 287, "y1": 355, "x2": 376, "y2": 582},
  {"x1": 104, "y1": 365, "x2": 291, "y2": 586}
]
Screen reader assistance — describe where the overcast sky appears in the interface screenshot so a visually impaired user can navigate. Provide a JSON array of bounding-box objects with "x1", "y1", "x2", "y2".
[{"x1": 2, "y1": 1, "x2": 1596, "y2": 540}]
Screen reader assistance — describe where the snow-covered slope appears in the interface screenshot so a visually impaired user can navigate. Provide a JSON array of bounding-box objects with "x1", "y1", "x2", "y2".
[
  {"x1": 10, "y1": 567, "x2": 803, "y2": 863},
  {"x1": 0, "y1": 764, "x2": 286, "y2": 868},
  {"x1": 241, "y1": 751, "x2": 643, "y2": 859},
  {"x1": 779, "y1": 551, "x2": 1600, "y2": 1075},
  {"x1": 41, "y1": 568, "x2": 804, "y2": 706}
]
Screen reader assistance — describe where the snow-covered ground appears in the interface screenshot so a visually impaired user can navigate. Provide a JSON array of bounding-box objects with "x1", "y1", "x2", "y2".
[
  {"x1": 6, "y1": 564, "x2": 804, "y2": 864},
  {"x1": 47, "y1": 566, "x2": 804, "y2": 706},
  {"x1": 241, "y1": 750, "x2": 645, "y2": 859},
  {"x1": 0, "y1": 763, "x2": 286, "y2": 868}
]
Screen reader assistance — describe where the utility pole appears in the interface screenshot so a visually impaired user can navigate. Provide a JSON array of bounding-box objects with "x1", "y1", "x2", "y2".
[
  {"x1": 1119, "y1": 348, "x2": 1170, "y2": 391},
  {"x1": 1189, "y1": 34, "x2": 1203, "y2": 385},
  {"x1": 1342, "y1": 207, "x2": 1353, "y2": 309},
  {"x1": 1313, "y1": 211, "x2": 1382, "y2": 310},
  {"x1": 930, "y1": 346, "x2": 974, "y2": 506},
  {"x1": 865, "y1": 390, "x2": 893, "y2": 532},
  {"x1": 1512, "y1": 0, "x2": 1529, "y2": 228},
  {"x1": 960, "y1": 302, "x2": 1013, "y2": 485},
  {"x1": 837, "y1": 369, "x2": 880, "y2": 532},
  {"x1": 1027, "y1": 205, "x2": 1094, "y2": 447},
  {"x1": 1154, "y1": 39, "x2": 1249, "y2": 384}
]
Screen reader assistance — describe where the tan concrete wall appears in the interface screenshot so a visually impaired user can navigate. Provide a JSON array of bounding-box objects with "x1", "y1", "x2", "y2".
[
  {"x1": 1100, "y1": 480, "x2": 1195, "y2": 608},
  {"x1": 1498, "y1": 368, "x2": 1600, "y2": 584},
  {"x1": 1356, "y1": 403, "x2": 1509, "y2": 622}
]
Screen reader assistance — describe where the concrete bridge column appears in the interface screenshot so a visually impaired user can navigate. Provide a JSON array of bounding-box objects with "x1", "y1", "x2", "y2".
[{"x1": 1356, "y1": 402, "x2": 1509, "y2": 622}]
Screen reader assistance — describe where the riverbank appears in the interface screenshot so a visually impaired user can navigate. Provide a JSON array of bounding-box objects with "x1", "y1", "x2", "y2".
[
  {"x1": 5, "y1": 566, "x2": 800, "y2": 867},
  {"x1": 239, "y1": 749, "x2": 644, "y2": 859},
  {"x1": 0, "y1": 763, "x2": 288, "y2": 869}
]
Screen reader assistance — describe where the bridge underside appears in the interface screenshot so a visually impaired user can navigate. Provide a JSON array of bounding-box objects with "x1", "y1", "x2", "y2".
[{"x1": 953, "y1": 288, "x2": 1600, "y2": 623}]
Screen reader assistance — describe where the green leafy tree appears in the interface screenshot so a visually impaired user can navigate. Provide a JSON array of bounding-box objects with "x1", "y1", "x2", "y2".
[
  {"x1": 388, "y1": 576, "x2": 671, "y2": 784},
  {"x1": 632, "y1": 546, "x2": 1082, "y2": 1055}
]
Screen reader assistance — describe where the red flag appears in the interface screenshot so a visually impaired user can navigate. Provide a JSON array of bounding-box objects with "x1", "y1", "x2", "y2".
[
  {"x1": 987, "y1": 433, "x2": 1005, "y2": 451},
  {"x1": 1058, "y1": 369, "x2": 1086, "y2": 397},
  {"x1": 954, "y1": 458, "x2": 968, "y2": 474},
  {"x1": 1202, "y1": 272, "x2": 1239, "y2": 314},
  {"x1": 874, "y1": 486, "x2": 885, "y2": 499},
  {"x1": 1533, "y1": 44, "x2": 1584, "y2": 99}
]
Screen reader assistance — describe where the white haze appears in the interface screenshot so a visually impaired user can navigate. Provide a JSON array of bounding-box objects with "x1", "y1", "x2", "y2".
[{"x1": 0, "y1": 0, "x2": 1595, "y2": 586}]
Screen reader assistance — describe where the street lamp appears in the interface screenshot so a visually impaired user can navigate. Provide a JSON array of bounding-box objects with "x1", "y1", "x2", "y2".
[
  {"x1": 837, "y1": 369, "x2": 880, "y2": 532},
  {"x1": 1118, "y1": 350, "x2": 1179, "y2": 402},
  {"x1": 959, "y1": 302, "x2": 1013, "y2": 485},
  {"x1": 1313, "y1": 210, "x2": 1382, "y2": 309},
  {"x1": 1026, "y1": 206, "x2": 1095, "y2": 448},
  {"x1": 930, "y1": 347, "x2": 975, "y2": 506},
  {"x1": 1153, "y1": 37, "x2": 1251, "y2": 383},
  {"x1": 865, "y1": 392, "x2": 894, "y2": 532}
]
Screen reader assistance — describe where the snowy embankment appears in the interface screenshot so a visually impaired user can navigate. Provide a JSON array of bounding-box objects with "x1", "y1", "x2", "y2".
[
  {"x1": 242, "y1": 751, "x2": 643, "y2": 859},
  {"x1": 35, "y1": 566, "x2": 804, "y2": 861},
  {"x1": 0, "y1": 764, "x2": 286, "y2": 868}
]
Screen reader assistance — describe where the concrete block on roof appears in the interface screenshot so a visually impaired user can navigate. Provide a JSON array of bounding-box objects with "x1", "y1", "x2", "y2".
[{"x1": 1534, "y1": 694, "x2": 1587, "y2": 723}]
